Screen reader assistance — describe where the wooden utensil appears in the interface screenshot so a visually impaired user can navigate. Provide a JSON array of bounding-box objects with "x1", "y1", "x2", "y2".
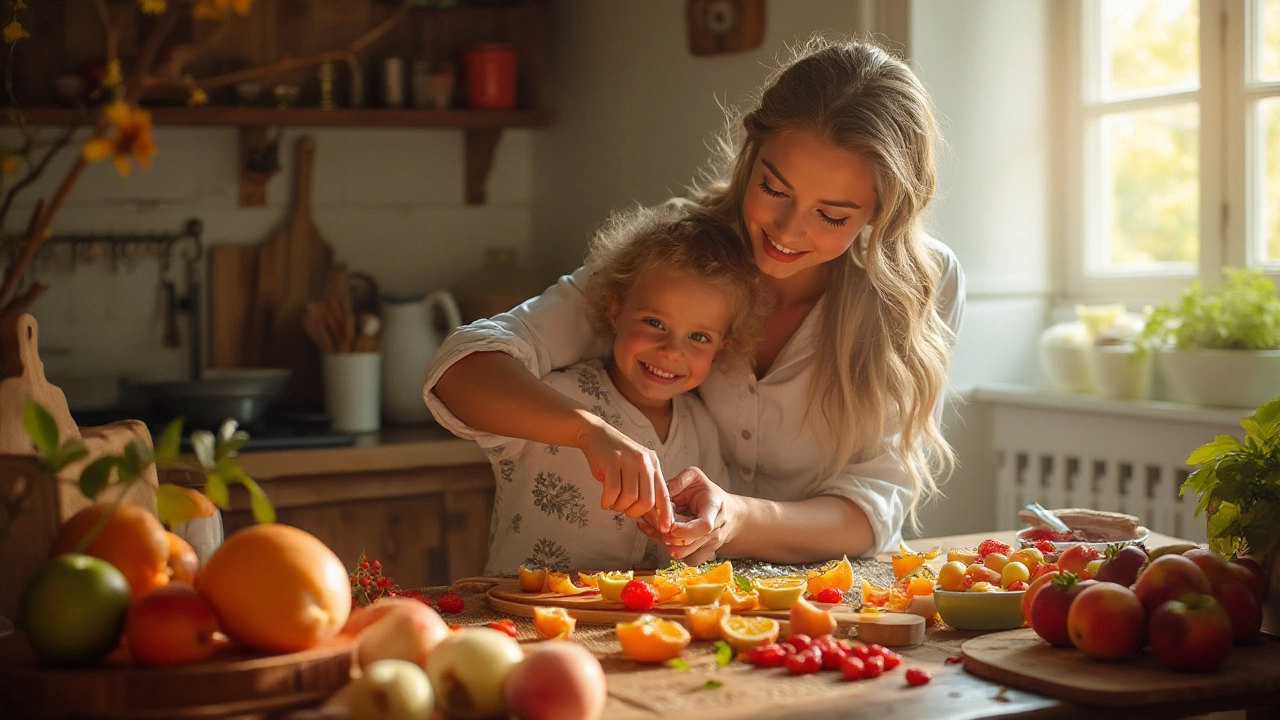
[
  {"x1": 485, "y1": 580, "x2": 925, "y2": 647},
  {"x1": 206, "y1": 243, "x2": 259, "y2": 368}
]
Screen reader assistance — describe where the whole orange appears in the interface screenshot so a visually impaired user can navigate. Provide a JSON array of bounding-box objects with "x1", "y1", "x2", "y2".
[
  {"x1": 53, "y1": 502, "x2": 170, "y2": 601},
  {"x1": 165, "y1": 531, "x2": 199, "y2": 585},
  {"x1": 197, "y1": 524, "x2": 351, "y2": 654},
  {"x1": 125, "y1": 584, "x2": 222, "y2": 666}
]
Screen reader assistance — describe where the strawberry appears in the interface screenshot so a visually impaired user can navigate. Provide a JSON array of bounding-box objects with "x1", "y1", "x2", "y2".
[
  {"x1": 620, "y1": 579, "x2": 658, "y2": 611},
  {"x1": 437, "y1": 592, "x2": 465, "y2": 613},
  {"x1": 814, "y1": 587, "x2": 844, "y2": 604},
  {"x1": 905, "y1": 668, "x2": 932, "y2": 686}
]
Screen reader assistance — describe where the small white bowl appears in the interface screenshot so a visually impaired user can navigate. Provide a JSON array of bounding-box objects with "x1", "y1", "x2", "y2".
[{"x1": 1015, "y1": 525, "x2": 1150, "y2": 552}]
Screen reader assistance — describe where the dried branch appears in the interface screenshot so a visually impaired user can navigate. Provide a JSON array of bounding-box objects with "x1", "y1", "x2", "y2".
[
  {"x1": 0, "y1": 119, "x2": 86, "y2": 231},
  {"x1": 91, "y1": 0, "x2": 118, "y2": 66},
  {"x1": 0, "y1": 280, "x2": 48, "y2": 318},
  {"x1": 135, "y1": 9, "x2": 182, "y2": 81}
]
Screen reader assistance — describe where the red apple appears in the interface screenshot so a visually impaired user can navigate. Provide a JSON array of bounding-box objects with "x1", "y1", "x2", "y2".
[
  {"x1": 1133, "y1": 554, "x2": 1212, "y2": 614},
  {"x1": 1147, "y1": 593, "x2": 1233, "y2": 672},
  {"x1": 1183, "y1": 548, "x2": 1237, "y2": 589},
  {"x1": 1213, "y1": 580, "x2": 1262, "y2": 645},
  {"x1": 1059, "y1": 544, "x2": 1106, "y2": 579},
  {"x1": 1022, "y1": 570, "x2": 1061, "y2": 626},
  {"x1": 1030, "y1": 573, "x2": 1095, "y2": 647},
  {"x1": 1094, "y1": 545, "x2": 1149, "y2": 587},
  {"x1": 1229, "y1": 557, "x2": 1270, "y2": 603},
  {"x1": 124, "y1": 584, "x2": 222, "y2": 666},
  {"x1": 1067, "y1": 583, "x2": 1146, "y2": 660}
]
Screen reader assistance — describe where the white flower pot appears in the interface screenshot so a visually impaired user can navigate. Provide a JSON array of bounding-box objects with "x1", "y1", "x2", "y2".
[
  {"x1": 1155, "y1": 348, "x2": 1280, "y2": 408},
  {"x1": 1087, "y1": 345, "x2": 1152, "y2": 400},
  {"x1": 1039, "y1": 322, "x2": 1095, "y2": 394}
]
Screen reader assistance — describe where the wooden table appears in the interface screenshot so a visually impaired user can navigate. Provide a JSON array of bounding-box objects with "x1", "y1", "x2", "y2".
[{"x1": 433, "y1": 530, "x2": 1277, "y2": 720}]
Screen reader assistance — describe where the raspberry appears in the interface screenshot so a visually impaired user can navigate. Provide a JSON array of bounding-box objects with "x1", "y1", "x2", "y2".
[
  {"x1": 905, "y1": 668, "x2": 932, "y2": 686},
  {"x1": 620, "y1": 579, "x2": 658, "y2": 611},
  {"x1": 814, "y1": 587, "x2": 843, "y2": 604},
  {"x1": 977, "y1": 539, "x2": 1013, "y2": 559},
  {"x1": 437, "y1": 592, "x2": 465, "y2": 613}
]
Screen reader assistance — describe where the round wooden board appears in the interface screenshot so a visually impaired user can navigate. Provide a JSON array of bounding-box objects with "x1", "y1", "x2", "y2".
[
  {"x1": 961, "y1": 627, "x2": 1280, "y2": 708},
  {"x1": 0, "y1": 631, "x2": 353, "y2": 719},
  {"x1": 486, "y1": 580, "x2": 925, "y2": 647}
]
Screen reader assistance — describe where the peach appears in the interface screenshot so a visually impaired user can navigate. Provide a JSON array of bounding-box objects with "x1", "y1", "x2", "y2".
[
  {"x1": 125, "y1": 584, "x2": 222, "y2": 666},
  {"x1": 350, "y1": 597, "x2": 451, "y2": 671}
]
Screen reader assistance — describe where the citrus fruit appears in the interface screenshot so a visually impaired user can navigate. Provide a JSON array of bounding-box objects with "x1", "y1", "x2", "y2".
[
  {"x1": 718, "y1": 615, "x2": 779, "y2": 652},
  {"x1": 682, "y1": 603, "x2": 730, "y2": 640},
  {"x1": 577, "y1": 572, "x2": 599, "y2": 588},
  {"x1": 683, "y1": 582, "x2": 728, "y2": 606},
  {"x1": 596, "y1": 570, "x2": 634, "y2": 602},
  {"x1": 891, "y1": 543, "x2": 940, "y2": 579},
  {"x1": 53, "y1": 502, "x2": 170, "y2": 600},
  {"x1": 543, "y1": 571, "x2": 591, "y2": 595},
  {"x1": 20, "y1": 553, "x2": 131, "y2": 665},
  {"x1": 805, "y1": 556, "x2": 854, "y2": 596},
  {"x1": 718, "y1": 585, "x2": 759, "y2": 612},
  {"x1": 532, "y1": 606, "x2": 576, "y2": 640},
  {"x1": 692, "y1": 560, "x2": 733, "y2": 585},
  {"x1": 644, "y1": 575, "x2": 684, "y2": 604},
  {"x1": 165, "y1": 531, "x2": 199, "y2": 586},
  {"x1": 752, "y1": 577, "x2": 807, "y2": 610},
  {"x1": 197, "y1": 523, "x2": 351, "y2": 653},
  {"x1": 615, "y1": 614, "x2": 690, "y2": 663},
  {"x1": 518, "y1": 566, "x2": 547, "y2": 593},
  {"x1": 789, "y1": 596, "x2": 837, "y2": 637},
  {"x1": 125, "y1": 583, "x2": 222, "y2": 666}
]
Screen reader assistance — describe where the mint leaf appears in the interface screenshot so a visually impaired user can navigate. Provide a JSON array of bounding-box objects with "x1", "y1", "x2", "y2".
[
  {"x1": 191, "y1": 430, "x2": 216, "y2": 468},
  {"x1": 154, "y1": 419, "x2": 183, "y2": 463},
  {"x1": 204, "y1": 471, "x2": 229, "y2": 508},
  {"x1": 700, "y1": 679, "x2": 723, "y2": 690},
  {"x1": 78, "y1": 456, "x2": 118, "y2": 498},
  {"x1": 713, "y1": 640, "x2": 734, "y2": 666},
  {"x1": 1186, "y1": 435, "x2": 1243, "y2": 465},
  {"x1": 666, "y1": 658, "x2": 690, "y2": 670},
  {"x1": 22, "y1": 400, "x2": 60, "y2": 460},
  {"x1": 734, "y1": 574, "x2": 751, "y2": 593}
]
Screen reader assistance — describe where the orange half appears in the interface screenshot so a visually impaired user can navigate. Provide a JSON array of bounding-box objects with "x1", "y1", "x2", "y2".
[
  {"x1": 533, "y1": 606, "x2": 576, "y2": 640},
  {"x1": 718, "y1": 615, "x2": 780, "y2": 653},
  {"x1": 616, "y1": 614, "x2": 691, "y2": 663}
]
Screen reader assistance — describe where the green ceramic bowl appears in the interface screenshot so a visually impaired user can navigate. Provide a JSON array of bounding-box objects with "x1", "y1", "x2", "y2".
[{"x1": 934, "y1": 589, "x2": 1026, "y2": 631}]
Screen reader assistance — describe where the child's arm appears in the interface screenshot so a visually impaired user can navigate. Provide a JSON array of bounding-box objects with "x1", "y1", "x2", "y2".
[{"x1": 435, "y1": 352, "x2": 673, "y2": 527}]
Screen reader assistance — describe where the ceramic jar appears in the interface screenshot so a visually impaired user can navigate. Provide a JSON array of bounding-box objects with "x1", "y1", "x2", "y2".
[{"x1": 379, "y1": 291, "x2": 462, "y2": 425}]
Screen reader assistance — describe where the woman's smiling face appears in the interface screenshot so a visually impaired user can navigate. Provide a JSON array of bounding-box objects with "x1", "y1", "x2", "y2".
[{"x1": 742, "y1": 130, "x2": 879, "y2": 286}]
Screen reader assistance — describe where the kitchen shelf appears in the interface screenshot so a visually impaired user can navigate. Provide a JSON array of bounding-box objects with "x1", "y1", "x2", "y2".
[{"x1": 18, "y1": 106, "x2": 551, "y2": 129}]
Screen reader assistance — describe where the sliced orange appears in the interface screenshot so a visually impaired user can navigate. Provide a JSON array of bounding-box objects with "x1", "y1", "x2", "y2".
[
  {"x1": 532, "y1": 606, "x2": 576, "y2": 640},
  {"x1": 751, "y1": 577, "x2": 807, "y2": 610},
  {"x1": 643, "y1": 576, "x2": 684, "y2": 604},
  {"x1": 947, "y1": 547, "x2": 979, "y2": 565},
  {"x1": 543, "y1": 572, "x2": 591, "y2": 595},
  {"x1": 891, "y1": 542, "x2": 941, "y2": 579},
  {"x1": 577, "y1": 572, "x2": 599, "y2": 588},
  {"x1": 905, "y1": 576, "x2": 935, "y2": 598},
  {"x1": 718, "y1": 585, "x2": 759, "y2": 612},
  {"x1": 596, "y1": 570, "x2": 634, "y2": 603},
  {"x1": 861, "y1": 578, "x2": 892, "y2": 607},
  {"x1": 805, "y1": 556, "x2": 854, "y2": 596},
  {"x1": 683, "y1": 582, "x2": 728, "y2": 606},
  {"x1": 519, "y1": 566, "x2": 548, "y2": 593},
  {"x1": 616, "y1": 614, "x2": 691, "y2": 663},
  {"x1": 718, "y1": 615, "x2": 780, "y2": 653},
  {"x1": 682, "y1": 603, "x2": 730, "y2": 641},
  {"x1": 789, "y1": 596, "x2": 837, "y2": 637},
  {"x1": 692, "y1": 560, "x2": 733, "y2": 586}
]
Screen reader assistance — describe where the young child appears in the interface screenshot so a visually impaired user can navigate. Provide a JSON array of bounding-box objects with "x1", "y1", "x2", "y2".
[{"x1": 427, "y1": 203, "x2": 771, "y2": 574}]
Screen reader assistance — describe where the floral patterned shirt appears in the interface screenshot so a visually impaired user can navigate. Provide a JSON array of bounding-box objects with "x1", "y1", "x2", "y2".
[{"x1": 426, "y1": 359, "x2": 730, "y2": 575}]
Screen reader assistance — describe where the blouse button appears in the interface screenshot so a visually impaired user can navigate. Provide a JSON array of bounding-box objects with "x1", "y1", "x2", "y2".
[
  {"x1": 740, "y1": 465, "x2": 753, "y2": 477},
  {"x1": 741, "y1": 429, "x2": 752, "y2": 440},
  {"x1": 748, "y1": 383, "x2": 756, "y2": 394}
]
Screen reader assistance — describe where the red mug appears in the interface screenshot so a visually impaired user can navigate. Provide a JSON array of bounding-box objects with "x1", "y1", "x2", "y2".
[{"x1": 464, "y1": 43, "x2": 518, "y2": 110}]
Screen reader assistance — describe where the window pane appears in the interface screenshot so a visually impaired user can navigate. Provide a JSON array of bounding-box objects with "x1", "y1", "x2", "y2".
[
  {"x1": 1264, "y1": 98, "x2": 1280, "y2": 261},
  {"x1": 1263, "y1": 0, "x2": 1280, "y2": 81},
  {"x1": 1102, "y1": 105, "x2": 1200, "y2": 267},
  {"x1": 1101, "y1": 0, "x2": 1199, "y2": 99}
]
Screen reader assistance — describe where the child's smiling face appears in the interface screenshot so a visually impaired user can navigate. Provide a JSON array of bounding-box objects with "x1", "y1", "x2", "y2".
[{"x1": 608, "y1": 266, "x2": 734, "y2": 412}]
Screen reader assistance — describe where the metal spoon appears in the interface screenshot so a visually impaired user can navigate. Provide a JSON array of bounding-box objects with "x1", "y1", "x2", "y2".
[{"x1": 1025, "y1": 502, "x2": 1072, "y2": 534}]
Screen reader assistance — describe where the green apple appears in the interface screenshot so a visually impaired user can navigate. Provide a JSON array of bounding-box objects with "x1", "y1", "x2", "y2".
[{"x1": 20, "y1": 553, "x2": 131, "y2": 665}]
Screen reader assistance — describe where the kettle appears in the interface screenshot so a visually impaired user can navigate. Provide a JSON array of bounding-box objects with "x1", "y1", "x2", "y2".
[{"x1": 379, "y1": 290, "x2": 463, "y2": 425}]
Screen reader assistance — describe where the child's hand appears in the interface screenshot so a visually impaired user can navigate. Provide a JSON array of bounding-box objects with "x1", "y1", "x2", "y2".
[{"x1": 576, "y1": 419, "x2": 673, "y2": 531}]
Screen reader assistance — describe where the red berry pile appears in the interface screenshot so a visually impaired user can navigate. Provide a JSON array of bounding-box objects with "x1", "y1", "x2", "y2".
[
  {"x1": 349, "y1": 553, "x2": 433, "y2": 608},
  {"x1": 620, "y1": 579, "x2": 658, "y2": 611},
  {"x1": 743, "y1": 634, "x2": 914, "y2": 682}
]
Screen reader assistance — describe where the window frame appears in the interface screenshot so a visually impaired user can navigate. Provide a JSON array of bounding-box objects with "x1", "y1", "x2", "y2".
[{"x1": 1061, "y1": 0, "x2": 1279, "y2": 302}]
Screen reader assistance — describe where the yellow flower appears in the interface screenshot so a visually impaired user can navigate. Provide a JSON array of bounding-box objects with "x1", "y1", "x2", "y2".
[
  {"x1": 186, "y1": 86, "x2": 208, "y2": 107},
  {"x1": 3, "y1": 21, "x2": 30, "y2": 44},
  {"x1": 193, "y1": 0, "x2": 255, "y2": 19},
  {"x1": 1, "y1": 154, "x2": 20, "y2": 176},
  {"x1": 82, "y1": 102, "x2": 159, "y2": 178},
  {"x1": 101, "y1": 59, "x2": 123, "y2": 89},
  {"x1": 138, "y1": 0, "x2": 167, "y2": 13}
]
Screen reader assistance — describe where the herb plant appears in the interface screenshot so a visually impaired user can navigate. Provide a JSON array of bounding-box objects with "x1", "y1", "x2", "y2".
[
  {"x1": 1182, "y1": 396, "x2": 1280, "y2": 559},
  {"x1": 1139, "y1": 268, "x2": 1280, "y2": 351}
]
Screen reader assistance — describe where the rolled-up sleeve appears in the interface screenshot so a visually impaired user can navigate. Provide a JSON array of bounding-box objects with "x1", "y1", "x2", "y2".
[{"x1": 422, "y1": 266, "x2": 611, "y2": 430}]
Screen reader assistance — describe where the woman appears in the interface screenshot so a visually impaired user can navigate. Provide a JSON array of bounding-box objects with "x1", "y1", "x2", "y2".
[{"x1": 425, "y1": 35, "x2": 964, "y2": 566}]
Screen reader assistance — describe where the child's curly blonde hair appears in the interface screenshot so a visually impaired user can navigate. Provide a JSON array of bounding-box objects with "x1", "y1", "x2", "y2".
[{"x1": 584, "y1": 200, "x2": 772, "y2": 368}]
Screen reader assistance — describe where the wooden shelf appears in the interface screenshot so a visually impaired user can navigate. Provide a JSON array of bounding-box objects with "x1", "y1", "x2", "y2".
[{"x1": 18, "y1": 106, "x2": 552, "y2": 129}]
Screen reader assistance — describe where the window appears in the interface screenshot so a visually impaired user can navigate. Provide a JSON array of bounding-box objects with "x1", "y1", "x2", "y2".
[{"x1": 1065, "y1": 0, "x2": 1280, "y2": 299}]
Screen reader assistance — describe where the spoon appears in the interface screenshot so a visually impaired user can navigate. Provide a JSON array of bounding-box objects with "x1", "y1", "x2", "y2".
[{"x1": 1024, "y1": 502, "x2": 1072, "y2": 535}]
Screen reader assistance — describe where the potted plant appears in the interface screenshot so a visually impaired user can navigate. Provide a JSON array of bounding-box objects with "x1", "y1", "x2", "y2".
[
  {"x1": 1181, "y1": 395, "x2": 1280, "y2": 634},
  {"x1": 1138, "y1": 268, "x2": 1280, "y2": 408}
]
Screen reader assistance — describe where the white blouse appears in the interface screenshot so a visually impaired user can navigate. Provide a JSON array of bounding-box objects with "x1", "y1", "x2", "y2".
[{"x1": 423, "y1": 236, "x2": 965, "y2": 556}]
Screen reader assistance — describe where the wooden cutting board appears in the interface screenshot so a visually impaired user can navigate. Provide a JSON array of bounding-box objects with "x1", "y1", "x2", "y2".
[
  {"x1": 961, "y1": 627, "x2": 1280, "y2": 707},
  {"x1": 0, "y1": 631, "x2": 353, "y2": 719},
  {"x1": 206, "y1": 243, "x2": 259, "y2": 370},
  {"x1": 486, "y1": 580, "x2": 925, "y2": 647}
]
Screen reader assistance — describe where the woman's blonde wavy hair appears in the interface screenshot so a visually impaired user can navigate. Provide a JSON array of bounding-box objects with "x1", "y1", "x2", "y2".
[
  {"x1": 691, "y1": 35, "x2": 956, "y2": 532},
  {"x1": 583, "y1": 201, "x2": 772, "y2": 370}
]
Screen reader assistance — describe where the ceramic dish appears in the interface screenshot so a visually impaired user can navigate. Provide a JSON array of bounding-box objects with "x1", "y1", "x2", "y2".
[
  {"x1": 933, "y1": 589, "x2": 1025, "y2": 631},
  {"x1": 1015, "y1": 525, "x2": 1150, "y2": 553}
]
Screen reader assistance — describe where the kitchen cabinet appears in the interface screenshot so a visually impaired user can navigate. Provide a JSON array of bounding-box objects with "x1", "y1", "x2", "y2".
[
  {"x1": 6, "y1": 0, "x2": 550, "y2": 205},
  {"x1": 159, "y1": 426, "x2": 495, "y2": 589}
]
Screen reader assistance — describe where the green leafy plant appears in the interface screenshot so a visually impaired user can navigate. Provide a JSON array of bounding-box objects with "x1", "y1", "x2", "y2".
[
  {"x1": 1181, "y1": 396, "x2": 1280, "y2": 559},
  {"x1": 1138, "y1": 268, "x2": 1280, "y2": 351},
  {"x1": 10, "y1": 401, "x2": 274, "y2": 549}
]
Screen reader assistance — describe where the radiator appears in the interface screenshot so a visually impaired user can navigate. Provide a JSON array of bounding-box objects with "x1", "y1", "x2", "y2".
[{"x1": 974, "y1": 386, "x2": 1251, "y2": 545}]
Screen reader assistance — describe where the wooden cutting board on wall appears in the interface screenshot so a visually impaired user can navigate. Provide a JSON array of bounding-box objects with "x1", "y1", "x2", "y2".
[{"x1": 209, "y1": 136, "x2": 333, "y2": 409}]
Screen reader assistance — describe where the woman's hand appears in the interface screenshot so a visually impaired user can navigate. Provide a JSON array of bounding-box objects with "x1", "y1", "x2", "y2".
[
  {"x1": 638, "y1": 466, "x2": 741, "y2": 566},
  {"x1": 575, "y1": 418, "x2": 673, "y2": 532}
]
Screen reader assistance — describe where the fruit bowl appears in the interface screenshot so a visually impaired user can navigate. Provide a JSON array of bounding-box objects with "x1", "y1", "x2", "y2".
[
  {"x1": 1015, "y1": 525, "x2": 1150, "y2": 553},
  {"x1": 934, "y1": 589, "x2": 1026, "y2": 631}
]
